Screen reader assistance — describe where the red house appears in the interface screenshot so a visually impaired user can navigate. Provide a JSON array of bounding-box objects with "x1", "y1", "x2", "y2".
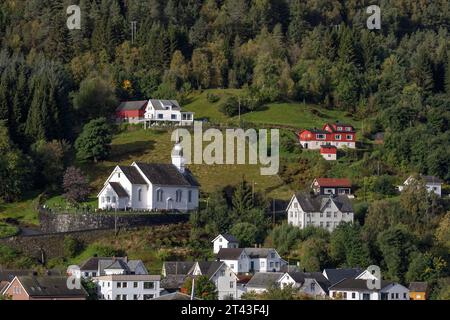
[
  {"x1": 116, "y1": 100, "x2": 148, "y2": 123},
  {"x1": 298, "y1": 122, "x2": 356, "y2": 150}
]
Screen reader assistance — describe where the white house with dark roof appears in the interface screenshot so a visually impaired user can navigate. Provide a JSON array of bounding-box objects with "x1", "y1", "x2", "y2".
[
  {"x1": 322, "y1": 268, "x2": 363, "y2": 286},
  {"x1": 398, "y1": 175, "x2": 442, "y2": 197},
  {"x1": 286, "y1": 193, "x2": 354, "y2": 231},
  {"x1": 188, "y1": 261, "x2": 239, "y2": 300},
  {"x1": 212, "y1": 234, "x2": 239, "y2": 254},
  {"x1": 328, "y1": 278, "x2": 409, "y2": 300},
  {"x1": 245, "y1": 272, "x2": 285, "y2": 294},
  {"x1": 217, "y1": 248, "x2": 286, "y2": 274},
  {"x1": 97, "y1": 141, "x2": 199, "y2": 211},
  {"x1": 278, "y1": 272, "x2": 330, "y2": 297},
  {"x1": 144, "y1": 99, "x2": 194, "y2": 126}
]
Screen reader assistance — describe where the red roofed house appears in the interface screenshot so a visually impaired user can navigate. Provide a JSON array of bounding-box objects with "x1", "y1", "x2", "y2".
[
  {"x1": 311, "y1": 178, "x2": 352, "y2": 196},
  {"x1": 298, "y1": 122, "x2": 356, "y2": 150},
  {"x1": 116, "y1": 100, "x2": 148, "y2": 123},
  {"x1": 320, "y1": 145, "x2": 337, "y2": 161}
]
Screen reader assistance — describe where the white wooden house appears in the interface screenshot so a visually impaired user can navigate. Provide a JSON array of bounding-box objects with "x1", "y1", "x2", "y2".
[
  {"x1": 212, "y1": 234, "x2": 239, "y2": 254},
  {"x1": 144, "y1": 99, "x2": 194, "y2": 126}
]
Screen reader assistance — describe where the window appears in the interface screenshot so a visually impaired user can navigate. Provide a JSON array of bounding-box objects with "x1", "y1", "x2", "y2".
[
  {"x1": 391, "y1": 293, "x2": 394, "y2": 299},
  {"x1": 117, "y1": 282, "x2": 121, "y2": 288},
  {"x1": 326, "y1": 212, "x2": 331, "y2": 218},
  {"x1": 326, "y1": 222, "x2": 331, "y2": 228},
  {"x1": 316, "y1": 134, "x2": 325, "y2": 140},
  {"x1": 171, "y1": 114, "x2": 177, "y2": 120},
  {"x1": 133, "y1": 295, "x2": 138, "y2": 300},
  {"x1": 294, "y1": 203, "x2": 298, "y2": 208},
  {"x1": 343, "y1": 292, "x2": 347, "y2": 299},
  {"x1": 158, "y1": 114, "x2": 163, "y2": 119},
  {"x1": 352, "y1": 292, "x2": 356, "y2": 299},
  {"x1": 144, "y1": 282, "x2": 155, "y2": 290},
  {"x1": 335, "y1": 135, "x2": 342, "y2": 140},
  {"x1": 337, "y1": 127, "x2": 343, "y2": 131},
  {"x1": 395, "y1": 293, "x2": 399, "y2": 299},
  {"x1": 345, "y1": 127, "x2": 352, "y2": 132},
  {"x1": 310, "y1": 283, "x2": 315, "y2": 291},
  {"x1": 112, "y1": 196, "x2": 116, "y2": 203},
  {"x1": 157, "y1": 189, "x2": 163, "y2": 202},
  {"x1": 134, "y1": 282, "x2": 138, "y2": 288},
  {"x1": 188, "y1": 190, "x2": 192, "y2": 203},
  {"x1": 220, "y1": 270, "x2": 225, "y2": 276},
  {"x1": 270, "y1": 262, "x2": 274, "y2": 268},
  {"x1": 403, "y1": 293, "x2": 407, "y2": 299},
  {"x1": 123, "y1": 282, "x2": 127, "y2": 288},
  {"x1": 346, "y1": 135, "x2": 353, "y2": 140},
  {"x1": 334, "y1": 212, "x2": 337, "y2": 218},
  {"x1": 118, "y1": 173, "x2": 121, "y2": 178},
  {"x1": 230, "y1": 282, "x2": 234, "y2": 289},
  {"x1": 271, "y1": 253, "x2": 275, "y2": 259},
  {"x1": 176, "y1": 190, "x2": 182, "y2": 202},
  {"x1": 143, "y1": 294, "x2": 154, "y2": 300},
  {"x1": 92, "y1": 272, "x2": 96, "y2": 277},
  {"x1": 115, "y1": 295, "x2": 120, "y2": 300},
  {"x1": 320, "y1": 222, "x2": 324, "y2": 227},
  {"x1": 320, "y1": 212, "x2": 323, "y2": 218},
  {"x1": 230, "y1": 264, "x2": 235, "y2": 269},
  {"x1": 138, "y1": 189, "x2": 142, "y2": 201},
  {"x1": 122, "y1": 295, "x2": 127, "y2": 300},
  {"x1": 106, "y1": 196, "x2": 111, "y2": 203}
]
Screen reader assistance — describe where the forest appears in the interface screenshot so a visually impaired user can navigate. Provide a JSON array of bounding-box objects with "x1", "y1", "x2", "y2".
[{"x1": 0, "y1": 0, "x2": 449, "y2": 299}]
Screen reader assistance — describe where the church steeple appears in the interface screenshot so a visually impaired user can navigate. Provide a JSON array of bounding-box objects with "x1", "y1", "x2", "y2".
[{"x1": 172, "y1": 138, "x2": 185, "y2": 173}]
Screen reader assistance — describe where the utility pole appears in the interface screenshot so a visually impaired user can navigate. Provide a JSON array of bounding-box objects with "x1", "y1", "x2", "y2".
[{"x1": 191, "y1": 277, "x2": 195, "y2": 300}]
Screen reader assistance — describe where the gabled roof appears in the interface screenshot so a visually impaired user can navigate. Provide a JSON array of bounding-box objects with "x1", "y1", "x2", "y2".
[
  {"x1": 287, "y1": 272, "x2": 330, "y2": 292},
  {"x1": 217, "y1": 248, "x2": 245, "y2": 260},
  {"x1": 0, "y1": 270, "x2": 38, "y2": 282},
  {"x1": 409, "y1": 282, "x2": 428, "y2": 292},
  {"x1": 15, "y1": 276, "x2": 87, "y2": 298},
  {"x1": 95, "y1": 275, "x2": 160, "y2": 281},
  {"x1": 195, "y1": 261, "x2": 225, "y2": 279},
  {"x1": 329, "y1": 278, "x2": 392, "y2": 292},
  {"x1": 116, "y1": 100, "x2": 148, "y2": 112},
  {"x1": 118, "y1": 166, "x2": 147, "y2": 185},
  {"x1": 314, "y1": 178, "x2": 352, "y2": 188},
  {"x1": 148, "y1": 99, "x2": 181, "y2": 111},
  {"x1": 300, "y1": 128, "x2": 329, "y2": 135},
  {"x1": 323, "y1": 268, "x2": 363, "y2": 286},
  {"x1": 104, "y1": 259, "x2": 129, "y2": 271},
  {"x1": 109, "y1": 182, "x2": 129, "y2": 198},
  {"x1": 134, "y1": 162, "x2": 200, "y2": 187},
  {"x1": 293, "y1": 194, "x2": 353, "y2": 213},
  {"x1": 422, "y1": 176, "x2": 442, "y2": 184},
  {"x1": 246, "y1": 272, "x2": 284, "y2": 289},
  {"x1": 212, "y1": 234, "x2": 239, "y2": 243},
  {"x1": 163, "y1": 262, "x2": 196, "y2": 276},
  {"x1": 161, "y1": 274, "x2": 187, "y2": 290},
  {"x1": 79, "y1": 257, "x2": 144, "y2": 275}
]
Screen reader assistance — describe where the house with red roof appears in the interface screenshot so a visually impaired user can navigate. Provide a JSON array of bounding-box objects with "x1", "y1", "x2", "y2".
[
  {"x1": 311, "y1": 178, "x2": 353, "y2": 196},
  {"x1": 298, "y1": 122, "x2": 356, "y2": 150},
  {"x1": 320, "y1": 145, "x2": 337, "y2": 161},
  {"x1": 116, "y1": 100, "x2": 148, "y2": 123}
]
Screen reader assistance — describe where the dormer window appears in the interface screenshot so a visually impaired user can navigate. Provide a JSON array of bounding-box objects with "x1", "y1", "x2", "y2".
[
  {"x1": 346, "y1": 127, "x2": 352, "y2": 131},
  {"x1": 337, "y1": 127, "x2": 343, "y2": 131}
]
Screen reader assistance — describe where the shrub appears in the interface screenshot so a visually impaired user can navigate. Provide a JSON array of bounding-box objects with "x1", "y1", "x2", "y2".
[
  {"x1": 206, "y1": 92, "x2": 220, "y2": 103},
  {"x1": 63, "y1": 236, "x2": 84, "y2": 258}
]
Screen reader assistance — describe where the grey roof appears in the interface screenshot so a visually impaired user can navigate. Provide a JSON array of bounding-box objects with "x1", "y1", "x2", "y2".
[
  {"x1": 95, "y1": 275, "x2": 160, "y2": 281},
  {"x1": 163, "y1": 262, "x2": 196, "y2": 276},
  {"x1": 152, "y1": 292, "x2": 200, "y2": 300},
  {"x1": 161, "y1": 275, "x2": 187, "y2": 290},
  {"x1": 116, "y1": 100, "x2": 148, "y2": 112},
  {"x1": 134, "y1": 162, "x2": 199, "y2": 187},
  {"x1": 246, "y1": 272, "x2": 284, "y2": 289},
  {"x1": 288, "y1": 272, "x2": 330, "y2": 292},
  {"x1": 118, "y1": 166, "x2": 147, "y2": 185},
  {"x1": 323, "y1": 268, "x2": 363, "y2": 286},
  {"x1": 195, "y1": 261, "x2": 225, "y2": 278},
  {"x1": 18, "y1": 276, "x2": 87, "y2": 298},
  {"x1": 109, "y1": 182, "x2": 129, "y2": 198},
  {"x1": 329, "y1": 278, "x2": 392, "y2": 291},
  {"x1": 80, "y1": 257, "x2": 143, "y2": 275},
  {"x1": 222, "y1": 234, "x2": 239, "y2": 242},
  {"x1": 217, "y1": 248, "x2": 245, "y2": 260},
  {"x1": 0, "y1": 270, "x2": 37, "y2": 282},
  {"x1": 149, "y1": 99, "x2": 181, "y2": 111},
  {"x1": 245, "y1": 248, "x2": 274, "y2": 259},
  {"x1": 423, "y1": 176, "x2": 442, "y2": 184},
  {"x1": 104, "y1": 259, "x2": 130, "y2": 271},
  {"x1": 294, "y1": 194, "x2": 353, "y2": 213},
  {"x1": 409, "y1": 282, "x2": 428, "y2": 292}
]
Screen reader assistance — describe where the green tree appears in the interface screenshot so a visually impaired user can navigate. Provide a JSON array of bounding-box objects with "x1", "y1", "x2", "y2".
[
  {"x1": 182, "y1": 276, "x2": 218, "y2": 300},
  {"x1": 230, "y1": 222, "x2": 258, "y2": 247},
  {"x1": 270, "y1": 223, "x2": 302, "y2": 256},
  {"x1": 75, "y1": 118, "x2": 112, "y2": 162}
]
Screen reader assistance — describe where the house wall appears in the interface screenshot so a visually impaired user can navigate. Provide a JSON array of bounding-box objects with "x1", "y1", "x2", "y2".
[
  {"x1": 287, "y1": 196, "x2": 353, "y2": 232},
  {"x1": 410, "y1": 291, "x2": 426, "y2": 300},
  {"x1": 211, "y1": 265, "x2": 238, "y2": 300},
  {"x1": 321, "y1": 153, "x2": 337, "y2": 161},
  {"x1": 382, "y1": 284, "x2": 409, "y2": 300},
  {"x1": 96, "y1": 279, "x2": 161, "y2": 300},
  {"x1": 329, "y1": 289, "x2": 378, "y2": 300},
  {"x1": 150, "y1": 185, "x2": 199, "y2": 212},
  {"x1": 213, "y1": 237, "x2": 239, "y2": 254},
  {"x1": 222, "y1": 258, "x2": 249, "y2": 274},
  {"x1": 3, "y1": 278, "x2": 29, "y2": 300},
  {"x1": 299, "y1": 279, "x2": 327, "y2": 297}
]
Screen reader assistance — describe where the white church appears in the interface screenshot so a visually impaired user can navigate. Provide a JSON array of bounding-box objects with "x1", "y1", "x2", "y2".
[{"x1": 97, "y1": 141, "x2": 199, "y2": 212}]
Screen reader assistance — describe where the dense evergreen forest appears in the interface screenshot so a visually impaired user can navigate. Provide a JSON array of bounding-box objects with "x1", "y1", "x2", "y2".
[{"x1": 0, "y1": 0, "x2": 449, "y2": 299}]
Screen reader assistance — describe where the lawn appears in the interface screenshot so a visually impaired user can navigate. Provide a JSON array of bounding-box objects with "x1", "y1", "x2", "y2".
[
  {"x1": 0, "y1": 192, "x2": 41, "y2": 227},
  {"x1": 0, "y1": 222, "x2": 19, "y2": 238}
]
